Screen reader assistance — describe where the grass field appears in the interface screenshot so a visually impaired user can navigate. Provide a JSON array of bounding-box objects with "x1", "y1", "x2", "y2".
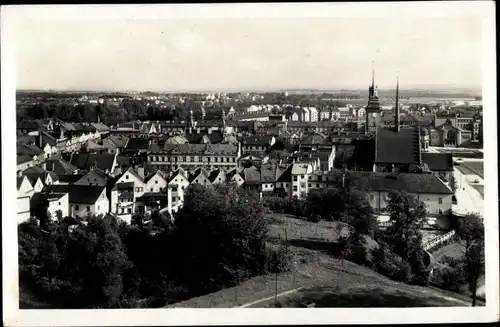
[
  {"x1": 260, "y1": 284, "x2": 468, "y2": 308},
  {"x1": 432, "y1": 241, "x2": 466, "y2": 261},
  {"x1": 168, "y1": 215, "x2": 476, "y2": 308}
]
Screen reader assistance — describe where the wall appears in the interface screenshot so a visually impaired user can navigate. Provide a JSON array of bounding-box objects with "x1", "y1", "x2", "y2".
[
  {"x1": 146, "y1": 175, "x2": 168, "y2": 193},
  {"x1": 17, "y1": 196, "x2": 31, "y2": 224},
  {"x1": 369, "y1": 191, "x2": 453, "y2": 215},
  {"x1": 47, "y1": 193, "x2": 70, "y2": 218},
  {"x1": 70, "y1": 191, "x2": 109, "y2": 218}
]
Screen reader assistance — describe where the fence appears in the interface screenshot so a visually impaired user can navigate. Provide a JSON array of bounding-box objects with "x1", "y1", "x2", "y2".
[{"x1": 423, "y1": 230, "x2": 457, "y2": 252}]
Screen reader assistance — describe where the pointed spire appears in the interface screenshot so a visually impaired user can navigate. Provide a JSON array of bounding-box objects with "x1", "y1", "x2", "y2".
[
  {"x1": 395, "y1": 72, "x2": 400, "y2": 132},
  {"x1": 371, "y1": 61, "x2": 375, "y2": 88}
]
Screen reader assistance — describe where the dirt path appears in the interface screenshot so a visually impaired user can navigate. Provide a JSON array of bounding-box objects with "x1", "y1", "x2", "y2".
[{"x1": 237, "y1": 288, "x2": 303, "y2": 308}]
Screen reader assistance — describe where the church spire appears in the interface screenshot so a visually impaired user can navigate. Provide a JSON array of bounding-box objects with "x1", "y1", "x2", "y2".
[
  {"x1": 371, "y1": 61, "x2": 375, "y2": 89},
  {"x1": 395, "y1": 73, "x2": 400, "y2": 132}
]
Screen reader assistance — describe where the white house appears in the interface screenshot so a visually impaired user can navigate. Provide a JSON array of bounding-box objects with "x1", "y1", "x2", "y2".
[
  {"x1": 30, "y1": 192, "x2": 69, "y2": 220},
  {"x1": 366, "y1": 173, "x2": 454, "y2": 216},
  {"x1": 308, "y1": 107, "x2": 318, "y2": 122},
  {"x1": 17, "y1": 175, "x2": 34, "y2": 223},
  {"x1": 290, "y1": 163, "x2": 314, "y2": 199},
  {"x1": 111, "y1": 167, "x2": 146, "y2": 217},
  {"x1": 145, "y1": 170, "x2": 169, "y2": 193}
]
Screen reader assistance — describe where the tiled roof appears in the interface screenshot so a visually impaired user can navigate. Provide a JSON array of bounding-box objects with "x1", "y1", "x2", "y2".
[
  {"x1": 17, "y1": 154, "x2": 33, "y2": 165},
  {"x1": 375, "y1": 127, "x2": 420, "y2": 165},
  {"x1": 149, "y1": 143, "x2": 238, "y2": 155},
  {"x1": 189, "y1": 167, "x2": 210, "y2": 183},
  {"x1": 44, "y1": 157, "x2": 79, "y2": 175},
  {"x1": 70, "y1": 153, "x2": 115, "y2": 172},
  {"x1": 324, "y1": 170, "x2": 452, "y2": 195},
  {"x1": 47, "y1": 184, "x2": 106, "y2": 204},
  {"x1": 17, "y1": 120, "x2": 42, "y2": 130},
  {"x1": 421, "y1": 153, "x2": 454, "y2": 172},
  {"x1": 241, "y1": 135, "x2": 273, "y2": 146},
  {"x1": 17, "y1": 176, "x2": 25, "y2": 189},
  {"x1": 17, "y1": 144, "x2": 44, "y2": 156},
  {"x1": 291, "y1": 163, "x2": 309, "y2": 175},
  {"x1": 243, "y1": 166, "x2": 261, "y2": 184},
  {"x1": 125, "y1": 137, "x2": 150, "y2": 150},
  {"x1": 90, "y1": 122, "x2": 110, "y2": 132},
  {"x1": 276, "y1": 165, "x2": 292, "y2": 182},
  {"x1": 105, "y1": 135, "x2": 129, "y2": 148}
]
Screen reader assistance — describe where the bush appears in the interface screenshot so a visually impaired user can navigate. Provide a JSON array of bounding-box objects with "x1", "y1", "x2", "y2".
[
  {"x1": 370, "y1": 247, "x2": 409, "y2": 282},
  {"x1": 265, "y1": 245, "x2": 292, "y2": 274},
  {"x1": 431, "y1": 255, "x2": 467, "y2": 291},
  {"x1": 331, "y1": 231, "x2": 368, "y2": 265}
]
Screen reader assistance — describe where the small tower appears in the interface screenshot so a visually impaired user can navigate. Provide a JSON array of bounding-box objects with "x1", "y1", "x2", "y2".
[
  {"x1": 365, "y1": 61, "x2": 381, "y2": 135},
  {"x1": 395, "y1": 73, "x2": 400, "y2": 133},
  {"x1": 189, "y1": 109, "x2": 194, "y2": 134}
]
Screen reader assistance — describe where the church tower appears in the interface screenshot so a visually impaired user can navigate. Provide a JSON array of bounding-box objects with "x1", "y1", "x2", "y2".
[
  {"x1": 365, "y1": 62, "x2": 382, "y2": 135},
  {"x1": 395, "y1": 74, "x2": 400, "y2": 132}
]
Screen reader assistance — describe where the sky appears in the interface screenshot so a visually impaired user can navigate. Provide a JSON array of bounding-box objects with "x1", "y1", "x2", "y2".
[{"x1": 8, "y1": 5, "x2": 484, "y2": 92}]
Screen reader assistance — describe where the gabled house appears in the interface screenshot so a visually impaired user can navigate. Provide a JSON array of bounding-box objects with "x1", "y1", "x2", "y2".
[
  {"x1": 17, "y1": 175, "x2": 35, "y2": 223},
  {"x1": 110, "y1": 167, "x2": 146, "y2": 216},
  {"x1": 290, "y1": 163, "x2": 314, "y2": 199},
  {"x1": 30, "y1": 192, "x2": 69, "y2": 220},
  {"x1": 144, "y1": 169, "x2": 168, "y2": 193},
  {"x1": 46, "y1": 184, "x2": 109, "y2": 219},
  {"x1": 74, "y1": 168, "x2": 110, "y2": 187},
  {"x1": 226, "y1": 167, "x2": 245, "y2": 187},
  {"x1": 189, "y1": 167, "x2": 212, "y2": 187},
  {"x1": 102, "y1": 135, "x2": 129, "y2": 154},
  {"x1": 209, "y1": 168, "x2": 227, "y2": 185}
]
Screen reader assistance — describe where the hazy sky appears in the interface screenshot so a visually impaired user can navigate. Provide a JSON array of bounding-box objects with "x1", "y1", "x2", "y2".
[{"x1": 10, "y1": 7, "x2": 484, "y2": 92}]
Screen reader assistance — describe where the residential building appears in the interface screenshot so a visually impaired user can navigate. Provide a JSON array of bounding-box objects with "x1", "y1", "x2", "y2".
[
  {"x1": 17, "y1": 175, "x2": 35, "y2": 223},
  {"x1": 147, "y1": 143, "x2": 240, "y2": 171}
]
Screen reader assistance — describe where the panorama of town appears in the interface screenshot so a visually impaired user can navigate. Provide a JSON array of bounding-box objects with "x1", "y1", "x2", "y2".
[{"x1": 16, "y1": 76, "x2": 486, "y2": 309}]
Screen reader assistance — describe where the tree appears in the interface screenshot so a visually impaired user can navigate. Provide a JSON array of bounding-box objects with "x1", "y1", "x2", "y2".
[
  {"x1": 459, "y1": 213, "x2": 485, "y2": 307},
  {"x1": 173, "y1": 184, "x2": 269, "y2": 290},
  {"x1": 385, "y1": 191, "x2": 427, "y2": 265},
  {"x1": 449, "y1": 174, "x2": 457, "y2": 193}
]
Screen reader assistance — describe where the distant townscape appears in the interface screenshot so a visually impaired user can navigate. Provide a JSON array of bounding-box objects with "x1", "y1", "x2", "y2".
[{"x1": 16, "y1": 70, "x2": 485, "y2": 309}]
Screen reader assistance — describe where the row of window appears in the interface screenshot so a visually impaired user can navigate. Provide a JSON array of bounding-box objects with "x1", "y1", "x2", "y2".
[{"x1": 149, "y1": 156, "x2": 237, "y2": 163}]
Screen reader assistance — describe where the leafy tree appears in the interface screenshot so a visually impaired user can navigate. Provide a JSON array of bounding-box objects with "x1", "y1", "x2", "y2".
[
  {"x1": 173, "y1": 184, "x2": 269, "y2": 290},
  {"x1": 458, "y1": 213, "x2": 485, "y2": 306},
  {"x1": 449, "y1": 174, "x2": 457, "y2": 193},
  {"x1": 385, "y1": 191, "x2": 427, "y2": 264}
]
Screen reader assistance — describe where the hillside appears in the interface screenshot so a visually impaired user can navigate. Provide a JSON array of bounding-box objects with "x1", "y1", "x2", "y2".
[{"x1": 168, "y1": 214, "x2": 477, "y2": 308}]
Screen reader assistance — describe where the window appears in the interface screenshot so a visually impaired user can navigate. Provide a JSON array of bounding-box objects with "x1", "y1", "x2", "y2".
[
  {"x1": 308, "y1": 183, "x2": 311, "y2": 188},
  {"x1": 150, "y1": 188, "x2": 153, "y2": 192},
  {"x1": 97, "y1": 205, "x2": 100, "y2": 210},
  {"x1": 128, "y1": 208, "x2": 132, "y2": 214},
  {"x1": 301, "y1": 175, "x2": 304, "y2": 179},
  {"x1": 293, "y1": 186, "x2": 298, "y2": 192},
  {"x1": 370, "y1": 194, "x2": 374, "y2": 201},
  {"x1": 155, "y1": 180, "x2": 158, "y2": 184},
  {"x1": 293, "y1": 176, "x2": 298, "y2": 181},
  {"x1": 125, "y1": 175, "x2": 129, "y2": 180},
  {"x1": 75, "y1": 205, "x2": 80, "y2": 210},
  {"x1": 438, "y1": 197, "x2": 443, "y2": 204},
  {"x1": 86, "y1": 206, "x2": 90, "y2": 212},
  {"x1": 316, "y1": 184, "x2": 320, "y2": 188},
  {"x1": 58, "y1": 201, "x2": 61, "y2": 206}
]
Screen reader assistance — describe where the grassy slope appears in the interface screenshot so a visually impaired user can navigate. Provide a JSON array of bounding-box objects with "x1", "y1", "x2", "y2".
[{"x1": 168, "y1": 214, "x2": 477, "y2": 308}]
